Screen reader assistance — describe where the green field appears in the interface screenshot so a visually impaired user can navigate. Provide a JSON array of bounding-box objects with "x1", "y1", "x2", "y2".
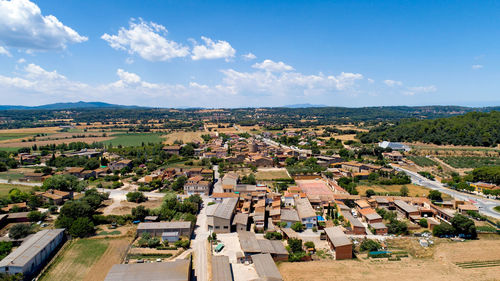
[
  {"x1": 0, "y1": 133, "x2": 35, "y2": 141},
  {"x1": 438, "y1": 156, "x2": 500, "y2": 168},
  {"x1": 0, "y1": 172, "x2": 25, "y2": 181},
  {"x1": 0, "y1": 183, "x2": 34, "y2": 197},
  {"x1": 101, "y1": 133, "x2": 164, "y2": 147},
  {"x1": 407, "y1": 156, "x2": 437, "y2": 167},
  {"x1": 39, "y1": 239, "x2": 109, "y2": 281}
]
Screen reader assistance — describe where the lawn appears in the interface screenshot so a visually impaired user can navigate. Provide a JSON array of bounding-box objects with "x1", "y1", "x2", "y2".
[
  {"x1": 407, "y1": 156, "x2": 437, "y2": 167},
  {"x1": 0, "y1": 183, "x2": 33, "y2": 197},
  {"x1": 101, "y1": 133, "x2": 164, "y2": 147},
  {"x1": 438, "y1": 156, "x2": 500, "y2": 168},
  {"x1": 39, "y1": 239, "x2": 109, "y2": 281}
]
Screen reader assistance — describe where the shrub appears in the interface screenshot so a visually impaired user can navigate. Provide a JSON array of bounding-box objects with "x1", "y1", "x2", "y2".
[
  {"x1": 291, "y1": 222, "x2": 304, "y2": 232},
  {"x1": 126, "y1": 191, "x2": 147, "y2": 203},
  {"x1": 264, "y1": 231, "x2": 283, "y2": 240},
  {"x1": 9, "y1": 224, "x2": 32, "y2": 239},
  {"x1": 360, "y1": 239, "x2": 381, "y2": 252},
  {"x1": 27, "y1": 211, "x2": 46, "y2": 222},
  {"x1": 304, "y1": 241, "x2": 315, "y2": 250},
  {"x1": 419, "y1": 218, "x2": 428, "y2": 228}
]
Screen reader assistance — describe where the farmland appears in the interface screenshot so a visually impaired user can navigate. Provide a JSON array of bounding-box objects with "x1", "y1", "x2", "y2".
[
  {"x1": 255, "y1": 168, "x2": 291, "y2": 180},
  {"x1": 0, "y1": 183, "x2": 33, "y2": 197},
  {"x1": 40, "y1": 237, "x2": 131, "y2": 281},
  {"x1": 163, "y1": 131, "x2": 204, "y2": 144},
  {"x1": 407, "y1": 156, "x2": 438, "y2": 167},
  {"x1": 438, "y1": 156, "x2": 500, "y2": 169},
  {"x1": 101, "y1": 133, "x2": 164, "y2": 147},
  {"x1": 356, "y1": 184, "x2": 432, "y2": 197}
]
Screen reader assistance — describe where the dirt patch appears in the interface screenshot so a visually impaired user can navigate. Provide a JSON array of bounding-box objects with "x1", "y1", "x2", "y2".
[
  {"x1": 163, "y1": 131, "x2": 204, "y2": 144},
  {"x1": 255, "y1": 168, "x2": 290, "y2": 180},
  {"x1": 82, "y1": 237, "x2": 132, "y2": 281},
  {"x1": 102, "y1": 198, "x2": 163, "y2": 216},
  {"x1": 279, "y1": 238, "x2": 500, "y2": 281},
  {"x1": 0, "y1": 136, "x2": 113, "y2": 147},
  {"x1": 356, "y1": 184, "x2": 431, "y2": 197}
]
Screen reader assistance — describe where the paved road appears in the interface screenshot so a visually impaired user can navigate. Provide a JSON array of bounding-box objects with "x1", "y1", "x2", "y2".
[
  {"x1": 0, "y1": 179, "x2": 42, "y2": 187},
  {"x1": 393, "y1": 165, "x2": 500, "y2": 219},
  {"x1": 212, "y1": 165, "x2": 223, "y2": 193},
  {"x1": 191, "y1": 197, "x2": 211, "y2": 281}
]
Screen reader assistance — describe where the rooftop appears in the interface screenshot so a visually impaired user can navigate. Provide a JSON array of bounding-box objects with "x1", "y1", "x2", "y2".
[
  {"x1": 212, "y1": 255, "x2": 233, "y2": 281},
  {"x1": 252, "y1": 253, "x2": 283, "y2": 281},
  {"x1": 104, "y1": 260, "x2": 190, "y2": 281},
  {"x1": 295, "y1": 198, "x2": 316, "y2": 219},
  {"x1": 324, "y1": 226, "x2": 352, "y2": 247},
  {"x1": 137, "y1": 221, "x2": 192, "y2": 230},
  {"x1": 212, "y1": 198, "x2": 238, "y2": 220}
]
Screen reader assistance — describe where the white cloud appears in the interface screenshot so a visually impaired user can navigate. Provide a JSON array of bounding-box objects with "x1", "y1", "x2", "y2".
[
  {"x1": 17, "y1": 58, "x2": 26, "y2": 64},
  {"x1": 101, "y1": 19, "x2": 190, "y2": 61},
  {"x1": 472, "y1": 64, "x2": 483, "y2": 70},
  {"x1": 125, "y1": 57, "x2": 134, "y2": 64},
  {"x1": 367, "y1": 78, "x2": 375, "y2": 83},
  {"x1": 384, "y1": 79, "x2": 403, "y2": 87},
  {"x1": 0, "y1": 46, "x2": 10, "y2": 56},
  {"x1": 0, "y1": 0, "x2": 87, "y2": 51},
  {"x1": 403, "y1": 85, "x2": 437, "y2": 96},
  {"x1": 191, "y1": 36, "x2": 236, "y2": 61},
  {"x1": 242, "y1": 52, "x2": 256, "y2": 60},
  {"x1": 252, "y1": 59, "x2": 294, "y2": 72},
  {"x1": 0, "y1": 62, "x2": 366, "y2": 107}
]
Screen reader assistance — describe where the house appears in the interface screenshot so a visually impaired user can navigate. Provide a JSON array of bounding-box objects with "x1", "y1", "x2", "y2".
[
  {"x1": 6, "y1": 212, "x2": 30, "y2": 223},
  {"x1": 295, "y1": 198, "x2": 317, "y2": 229},
  {"x1": 81, "y1": 170, "x2": 96, "y2": 179},
  {"x1": 324, "y1": 227, "x2": 352, "y2": 260},
  {"x1": 162, "y1": 145, "x2": 181, "y2": 155},
  {"x1": 184, "y1": 175, "x2": 212, "y2": 195},
  {"x1": 212, "y1": 193, "x2": 239, "y2": 203},
  {"x1": 136, "y1": 221, "x2": 193, "y2": 238},
  {"x1": 383, "y1": 151, "x2": 403, "y2": 162},
  {"x1": 94, "y1": 167, "x2": 110, "y2": 177},
  {"x1": 249, "y1": 156, "x2": 274, "y2": 167},
  {"x1": 394, "y1": 200, "x2": 420, "y2": 218},
  {"x1": 207, "y1": 198, "x2": 238, "y2": 233},
  {"x1": 0, "y1": 229, "x2": 65, "y2": 279},
  {"x1": 36, "y1": 189, "x2": 72, "y2": 205},
  {"x1": 232, "y1": 212, "x2": 249, "y2": 232},
  {"x1": 369, "y1": 222, "x2": 388, "y2": 235},
  {"x1": 279, "y1": 208, "x2": 300, "y2": 228},
  {"x1": 186, "y1": 167, "x2": 203, "y2": 177},
  {"x1": 66, "y1": 167, "x2": 85, "y2": 178},
  {"x1": 1, "y1": 202, "x2": 27, "y2": 213},
  {"x1": 212, "y1": 256, "x2": 233, "y2": 281},
  {"x1": 457, "y1": 204, "x2": 479, "y2": 214},
  {"x1": 358, "y1": 208, "x2": 383, "y2": 224},
  {"x1": 104, "y1": 259, "x2": 191, "y2": 281},
  {"x1": 238, "y1": 232, "x2": 288, "y2": 261},
  {"x1": 341, "y1": 211, "x2": 365, "y2": 235},
  {"x1": 24, "y1": 172, "x2": 44, "y2": 182},
  {"x1": 470, "y1": 182, "x2": 499, "y2": 193},
  {"x1": 109, "y1": 159, "x2": 133, "y2": 171}
]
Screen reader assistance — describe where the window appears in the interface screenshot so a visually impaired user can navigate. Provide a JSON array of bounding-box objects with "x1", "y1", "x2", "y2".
[
  {"x1": 223, "y1": 226, "x2": 228, "y2": 229},
  {"x1": 215, "y1": 226, "x2": 220, "y2": 229}
]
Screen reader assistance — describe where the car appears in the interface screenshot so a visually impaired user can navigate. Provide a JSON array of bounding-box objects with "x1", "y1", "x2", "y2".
[
  {"x1": 136, "y1": 259, "x2": 144, "y2": 263},
  {"x1": 156, "y1": 258, "x2": 162, "y2": 262}
]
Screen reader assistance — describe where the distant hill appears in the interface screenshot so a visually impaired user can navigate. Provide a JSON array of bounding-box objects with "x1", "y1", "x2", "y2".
[
  {"x1": 282, "y1": 103, "x2": 328, "y2": 108},
  {"x1": 358, "y1": 111, "x2": 500, "y2": 147},
  {"x1": 0, "y1": 101, "x2": 142, "y2": 110}
]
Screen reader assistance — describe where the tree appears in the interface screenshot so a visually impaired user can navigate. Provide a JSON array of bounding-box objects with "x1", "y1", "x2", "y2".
[
  {"x1": 304, "y1": 241, "x2": 315, "y2": 250},
  {"x1": 387, "y1": 219, "x2": 408, "y2": 235},
  {"x1": 171, "y1": 176, "x2": 187, "y2": 192},
  {"x1": 433, "y1": 222, "x2": 455, "y2": 237},
  {"x1": 360, "y1": 239, "x2": 381, "y2": 252},
  {"x1": 27, "y1": 211, "x2": 46, "y2": 222},
  {"x1": 291, "y1": 222, "x2": 304, "y2": 232},
  {"x1": 264, "y1": 232, "x2": 283, "y2": 240},
  {"x1": 9, "y1": 224, "x2": 31, "y2": 239},
  {"x1": 428, "y1": 190, "x2": 443, "y2": 201},
  {"x1": 451, "y1": 214, "x2": 477, "y2": 239},
  {"x1": 126, "y1": 191, "x2": 147, "y2": 203},
  {"x1": 132, "y1": 205, "x2": 149, "y2": 221},
  {"x1": 0, "y1": 241, "x2": 13, "y2": 260},
  {"x1": 400, "y1": 186, "x2": 409, "y2": 197},
  {"x1": 288, "y1": 238, "x2": 303, "y2": 253},
  {"x1": 42, "y1": 174, "x2": 82, "y2": 192},
  {"x1": 69, "y1": 217, "x2": 94, "y2": 238},
  {"x1": 365, "y1": 189, "x2": 376, "y2": 198},
  {"x1": 419, "y1": 218, "x2": 428, "y2": 228}
]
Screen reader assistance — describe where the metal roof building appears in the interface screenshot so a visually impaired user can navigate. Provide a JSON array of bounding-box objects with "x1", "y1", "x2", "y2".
[
  {"x1": 212, "y1": 255, "x2": 233, "y2": 281},
  {"x1": 137, "y1": 221, "x2": 193, "y2": 237},
  {"x1": 104, "y1": 259, "x2": 191, "y2": 281},
  {"x1": 0, "y1": 229, "x2": 65, "y2": 277},
  {"x1": 252, "y1": 253, "x2": 283, "y2": 281}
]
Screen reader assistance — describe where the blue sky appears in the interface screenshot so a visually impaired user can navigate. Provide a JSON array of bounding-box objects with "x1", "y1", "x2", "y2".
[{"x1": 0, "y1": 0, "x2": 499, "y2": 108}]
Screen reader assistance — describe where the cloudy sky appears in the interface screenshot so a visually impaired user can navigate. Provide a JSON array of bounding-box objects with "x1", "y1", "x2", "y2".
[{"x1": 0, "y1": 0, "x2": 499, "y2": 108}]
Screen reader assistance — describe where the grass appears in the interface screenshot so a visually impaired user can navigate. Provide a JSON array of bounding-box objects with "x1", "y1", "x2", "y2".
[
  {"x1": 438, "y1": 156, "x2": 500, "y2": 168},
  {"x1": 39, "y1": 239, "x2": 109, "y2": 281},
  {"x1": 356, "y1": 184, "x2": 431, "y2": 197},
  {"x1": 0, "y1": 183, "x2": 34, "y2": 197},
  {"x1": 0, "y1": 172, "x2": 26, "y2": 181},
  {"x1": 407, "y1": 156, "x2": 437, "y2": 167},
  {"x1": 0, "y1": 147, "x2": 22, "y2": 152},
  {"x1": 494, "y1": 206, "x2": 500, "y2": 213},
  {"x1": 255, "y1": 169, "x2": 291, "y2": 180},
  {"x1": 0, "y1": 133, "x2": 35, "y2": 141},
  {"x1": 101, "y1": 133, "x2": 164, "y2": 147},
  {"x1": 455, "y1": 260, "x2": 500, "y2": 269},
  {"x1": 98, "y1": 230, "x2": 121, "y2": 236},
  {"x1": 127, "y1": 253, "x2": 173, "y2": 259}
]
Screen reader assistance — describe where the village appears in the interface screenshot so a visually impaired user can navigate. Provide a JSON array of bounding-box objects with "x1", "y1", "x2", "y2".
[{"x1": 0, "y1": 124, "x2": 497, "y2": 281}]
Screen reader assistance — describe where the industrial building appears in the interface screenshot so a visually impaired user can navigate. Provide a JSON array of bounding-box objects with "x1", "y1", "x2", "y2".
[
  {"x1": 104, "y1": 259, "x2": 191, "y2": 281},
  {"x1": 0, "y1": 229, "x2": 65, "y2": 278},
  {"x1": 136, "y1": 221, "x2": 193, "y2": 238},
  {"x1": 207, "y1": 198, "x2": 238, "y2": 233}
]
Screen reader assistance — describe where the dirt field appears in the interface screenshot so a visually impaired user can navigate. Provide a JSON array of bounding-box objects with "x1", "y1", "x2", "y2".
[
  {"x1": 101, "y1": 198, "x2": 164, "y2": 216},
  {"x1": 356, "y1": 184, "x2": 431, "y2": 197},
  {"x1": 255, "y1": 168, "x2": 290, "y2": 180},
  {"x1": 279, "y1": 239, "x2": 500, "y2": 281},
  {"x1": 40, "y1": 237, "x2": 132, "y2": 281},
  {"x1": 334, "y1": 134, "x2": 357, "y2": 141},
  {"x1": 163, "y1": 131, "x2": 204, "y2": 144},
  {"x1": 0, "y1": 136, "x2": 113, "y2": 147},
  {"x1": 0, "y1": 127, "x2": 62, "y2": 134}
]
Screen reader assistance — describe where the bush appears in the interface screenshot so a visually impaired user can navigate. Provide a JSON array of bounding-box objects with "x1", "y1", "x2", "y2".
[
  {"x1": 291, "y1": 222, "x2": 304, "y2": 232},
  {"x1": 428, "y1": 190, "x2": 443, "y2": 201},
  {"x1": 69, "y1": 217, "x2": 94, "y2": 238},
  {"x1": 264, "y1": 232, "x2": 283, "y2": 240},
  {"x1": 360, "y1": 239, "x2": 381, "y2": 252},
  {"x1": 9, "y1": 224, "x2": 32, "y2": 239},
  {"x1": 419, "y1": 218, "x2": 428, "y2": 228},
  {"x1": 304, "y1": 241, "x2": 315, "y2": 250},
  {"x1": 288, "y1": 238, "x2": 303, "y2": 253},
  {"x1": 433, "y1": 222, "x2": 455, "y2": 237},
  {"x1": 174, "y1": 239, "x2": 190, "y2": 249},
  {"x1": 126, "y1": 191, "x2": 147, "y2": 203}
]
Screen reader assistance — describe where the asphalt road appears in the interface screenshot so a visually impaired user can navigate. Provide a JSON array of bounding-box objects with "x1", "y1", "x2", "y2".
[
  {"x1": 192, "y1": 196, "x2": 210, "y2": 281},
  {"x1": 393, "y1": 165, "x2": 500, "y2": 219}
]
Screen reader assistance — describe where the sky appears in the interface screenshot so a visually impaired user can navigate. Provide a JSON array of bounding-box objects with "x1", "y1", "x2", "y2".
[{"x1": 0, "y1": 0, "x2": 499, "y2": 108}]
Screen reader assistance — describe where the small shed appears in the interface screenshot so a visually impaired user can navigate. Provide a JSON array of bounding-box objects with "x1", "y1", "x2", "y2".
[{"x1": 161, "y1": 232, "x2": 179, "y2": 243}]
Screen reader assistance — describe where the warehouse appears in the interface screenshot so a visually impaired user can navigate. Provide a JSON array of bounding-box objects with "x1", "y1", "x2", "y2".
[
  {"x1": 0, "y1": 229, "x2": 65, "y2": 278},
  {"x1": 211, "y1": 255, "x2": 233, "y2": 281},
  {"x1": 324, "y1": 226, "x2": 353, "y2": 260},
  {"x1": 207, "y1": 198, "x2": 238, "y2": 233},
  {"x1": 137, "y1": 221, "x2": 193, "y2": 238},
  {"x1": 252, "y1": 253, "x2": 283, "y2": 280}
]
